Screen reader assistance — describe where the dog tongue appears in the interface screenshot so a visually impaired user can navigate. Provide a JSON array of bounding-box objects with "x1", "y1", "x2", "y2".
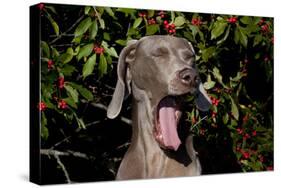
[{"x1": 158, "y1": 97, "x2": 181, "y2": 151}]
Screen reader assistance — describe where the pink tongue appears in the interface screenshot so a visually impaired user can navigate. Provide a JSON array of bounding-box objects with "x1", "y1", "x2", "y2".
[{"x1": 158, "y1": 97, "x2": 181, "y2": 151}]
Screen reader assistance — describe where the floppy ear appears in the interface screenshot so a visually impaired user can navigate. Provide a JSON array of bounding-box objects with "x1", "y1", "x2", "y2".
[
  {"x1": 107, "y1": 40, "x2": 138, "y2": 119},
  {"x1": 195, "y1": 82, "x2": 212, "y2": 111}
]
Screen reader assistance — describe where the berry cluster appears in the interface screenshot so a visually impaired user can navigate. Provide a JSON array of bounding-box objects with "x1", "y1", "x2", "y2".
[
  {"x1": 211, "y1": 111, "x2": 217, "y2": 118},
  {"x1": 258, "y1": 19, "x2": 270, "y2": 33},
  {"x1": 210, "y1": 96, "x2": 220, "y2": 106},
  {"x1": 227, "y1": 17, "x2": 237, "y2": 24},
  {"x1": 138, "y1": 12, "x2": 147, "y2": 18},
  {"x1": 163, "y1": 21, "x2": 176, "y2": 34},
  {"x1": 148, "y1": 18, "x2": 156, "y2": 25},
  {"x1": 158, "y1": 11, "x2": 166, "y2": 19},
  {"x1": 93, "y1": 46, "x2": 105, "y2": 54},
  {"x1": 191, "y1": 18, "x2": 202, "y2": 26},
  {"x1": 47, "y1": 60, "x2": 54, "y2": 70},
  {"x1": 58, "y1": 100, "x2": 67, "y2": 109},
  {"x1": 58, "y1": 77, "x2": 65, "y2": 89},
  {"x1": 38, "y1": 102, "x2": 47, "y2": 111}
]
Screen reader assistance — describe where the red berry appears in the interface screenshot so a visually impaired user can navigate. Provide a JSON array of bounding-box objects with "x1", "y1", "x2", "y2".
[
  {"x1": 191, "y1": 18, "x2": 201, "y2": 26},
  {"x1": 172, "y1": 29, "x2": 176, "y2": 33},
  {"x1": 37, "y1": 3, "x2": 44, "y2": 10},
  {"x1": 161, "y1": 14, "x2": 165, "y2": 18},
  {"x1": 236, "y1": 128, "x2": 243, "y2": 134},
  {"x1": 170, "y1": 23, "x2": 175, "y2": 29},
  {"x1": 168, "y1": 29, "x2": 173, "y2": 34},
  {"x1": 58, "y1": 100, "x2": 67, "y2": 109},
  {"x1": 252, "y1": 130, "x2": 257, "y2": 136},
  {"x1": 243, "y1": 151, "x2": 250, "y2": 159},
  {"x1": 38, "y1": 102, "x2": 47, "y2": 111},
  {"x1": 47, "y1": 60, "x2": 54, "y2": 69},
  {"x1": 261, "y1": 24, "x2": 269, "y2": 32},
  {"x1": 58, "y1": 77, "x2": 64, "y2": 89},
  {"x1": 163, "y1": 20, "x2": 168, "y2": 25}
]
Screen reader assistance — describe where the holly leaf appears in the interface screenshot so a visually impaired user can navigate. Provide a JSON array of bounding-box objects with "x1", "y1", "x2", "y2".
[
  {"x1": 77, "y1": 43, "x2": 94, "y2": 61},
  {"x1": 82, "y1": 54, "x2": 96, "y2": 79},
  {"x1": 98, "y1": 53, "x2": 107, "y2": 77},
  {"x1": 211, "y1": 21, "x2": 227, "y2": 40},
  {"x1": 174, "y1": 16, "x2": 186, "y2": 27},
  {"x1": 146, "y1": 24, "x2": 159, "y2": 35},
  {"x1": 133, "y1": 17, "x2": 143, "y2": 28},
  {"x1": 64, "y1": 85, "x2": 79, "y2": 103},
  {"x1": 74, "y1": 17, "x2": 92, "y2": 37},
  {"x1": 89, "y1": 19, "x2": 98, "y2": 40},
  {"x1": 230, "y1": 96, "x2": 239, "y2": 120}
]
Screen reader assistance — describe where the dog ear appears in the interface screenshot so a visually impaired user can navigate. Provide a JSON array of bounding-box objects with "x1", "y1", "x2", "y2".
[
  {"x1": 107, "y1": 40, "x2": 138, "y2": 119},
  {"x1": 195, "y1": 82, "x2": 212, "y2": 111}
]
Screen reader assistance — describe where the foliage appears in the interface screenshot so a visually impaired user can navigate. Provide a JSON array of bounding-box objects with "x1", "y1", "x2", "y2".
[{"x1": 38, "y1": 3, "x2": 273, "y2": 178}]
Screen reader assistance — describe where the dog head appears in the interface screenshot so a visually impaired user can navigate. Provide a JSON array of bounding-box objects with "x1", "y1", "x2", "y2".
[{"x1": 107, "y1": 35, "x2": 211, "y2": 150}]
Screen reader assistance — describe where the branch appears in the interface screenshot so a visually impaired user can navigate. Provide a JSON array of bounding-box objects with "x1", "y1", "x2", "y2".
[
  {"x1": 50, "y1": 14, "x2": 85, "y2": 44},
  {"x1": 53, "y1": 154, "x2": 71, "y2": 183},
  {"x1": 40, "y1": 149, "x2": 90, "y2": 160}
]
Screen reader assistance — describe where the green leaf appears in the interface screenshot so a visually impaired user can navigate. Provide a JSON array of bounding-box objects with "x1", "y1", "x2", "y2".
[
  {"x1": 51, "y1": 47, "x2": 60, "y2": 59},
  {"x1": 45, "y1": 6, "x2": 57, "y2": 14},
  {"x1": 41, "y1": 112, "x2": 48, "y2": 140},
  {"x1": 115, "y1": 39, "x2": 127, "y2": 46},
  {"x1": 217, "y1": 25, "x2": 231, "y2": 45},
  {"x1": 98, "y1": 18, "x2": 105, "y2": 29},
  {"x1": 74, "y1": 114, "x2": 86, "y2": 129},
  {"x1": 98, "y1": 53, "x2": 107, "y2": 77},
  {"x1": 116, "y1": 8, "x2": 136, "y2": 17},
  {"x1": 174, "y1": 16, "x2": 186, "y2": 27},
  {"x1": 240, "y1": 17, "x2": 252, "y2": 25},
  {"x1": 212, "y1": 67, "x2": 223, "y2": 84},
  {"x1": 223, "y1": 113, "x2": 229, "y2": 124},
  {"x1": 201, "y1": 46, "x2": 216, "y2": 62},
  {"x1": 41, "y1": 41, "x2": 50, "y2": 58},
  {"x1": 83, "y1": 54, "x2": 96, "y2": 78},
  {"x1": 77, "y1": 43, "x2": 94, "y2": 61},
  {"x1": 253, "y1": 34, "x2": 263, "y2": 47},
  {"x1": 234, "y1": 26, "x2": 248, "y2": 48},
  {"x1": 64, "y1": 97, "x2": 77, "y2": 109},
  {"x1": 45, "y1": 12, "x2": 59, "y2": 36},
  {"x1": 67, "y1": 82, "x2": 93, "y2": 101},
  {"x1": 103, "y1": 32, "x2": 111, "y2": 41},
  {"x1": 133, "y1": 17, "x2": 143, "y2": 28},
  {"x1": 211, "y1": 21, "x2": 227, "y2": 40},
  {"x1": 74, "y1": 17, "x2": 92, "y2": 37},
  {"x1": 203, "y1": 74, "x2": 216, "y2": 89},
  {"x1": 58, "y1": 47, "x2": 73, "y2": 64},
  {"x1": 230, "y1": 96, "x2": 239, "y2": 120},
  {"x1": 89, "y1": 19, "x2": 98, "y2": 40},
  {"x1": 64, "y1": 85, "x2": 79, "y2": 103},
  {"x1": 146, "y1": 24, "x2": 159, "y2": 35},
  {"x1": 60, "y1": 65, "x2": 77, "y2": 76},
  {"x1": 104, "y1": 7, "x2": 115, "y2": 17},
  {"x1": 147, "y1": 10, "x2": 154, "y2": 18},
  {"x1": 84, "y1": 6, "x2": 91, "y2": 15},
  {"x1": 105, "y1": 47, "x2": 118, "y2": 58}
]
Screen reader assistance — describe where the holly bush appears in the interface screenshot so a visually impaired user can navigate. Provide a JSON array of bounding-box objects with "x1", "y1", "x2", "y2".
[{"x1": 38, "y1": 3, "x2": 273, "y2": 182}]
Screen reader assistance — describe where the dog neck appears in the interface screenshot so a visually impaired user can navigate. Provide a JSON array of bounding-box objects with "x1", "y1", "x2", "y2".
[{"x1": 130, "y1": 82, "x2": 161, "y2": 152}]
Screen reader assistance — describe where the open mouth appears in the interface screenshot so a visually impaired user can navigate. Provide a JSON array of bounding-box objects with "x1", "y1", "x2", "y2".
[{"x1": 153, "y1": 95, "x2": 187, "y2": 151}]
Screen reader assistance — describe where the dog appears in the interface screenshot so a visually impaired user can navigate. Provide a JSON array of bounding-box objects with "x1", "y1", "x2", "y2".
[{"x1": 107, "y1": 35, "x2": 211, "y2": 180}]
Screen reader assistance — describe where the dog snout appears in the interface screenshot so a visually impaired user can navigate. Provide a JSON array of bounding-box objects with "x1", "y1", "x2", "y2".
[{"x1": 178, "y1": 68, "x2": 199, "y2": 86}]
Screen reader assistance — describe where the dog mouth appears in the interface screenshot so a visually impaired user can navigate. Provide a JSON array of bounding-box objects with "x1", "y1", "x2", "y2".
[{"x1": 153, "y1": 95, "x2": 187, "y2": 151}]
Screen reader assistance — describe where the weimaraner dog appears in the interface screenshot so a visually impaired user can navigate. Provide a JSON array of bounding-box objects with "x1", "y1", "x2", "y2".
[{"x1": 107, "y1": 35, "x2": 211, "y2": 180}]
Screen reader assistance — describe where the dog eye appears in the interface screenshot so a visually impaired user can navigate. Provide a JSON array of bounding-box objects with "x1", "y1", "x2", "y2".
[
  {"x1": 152, "y1": 47, "x2": 168, "y2": 57},
  {"x1": 183, "y1": 53, "x2": 194, "y2": 60}
]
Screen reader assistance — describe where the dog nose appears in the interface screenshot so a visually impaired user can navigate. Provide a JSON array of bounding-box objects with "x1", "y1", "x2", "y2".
[{"x1": 178, "y1": 68, "x2": 198, "y2": 86}]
